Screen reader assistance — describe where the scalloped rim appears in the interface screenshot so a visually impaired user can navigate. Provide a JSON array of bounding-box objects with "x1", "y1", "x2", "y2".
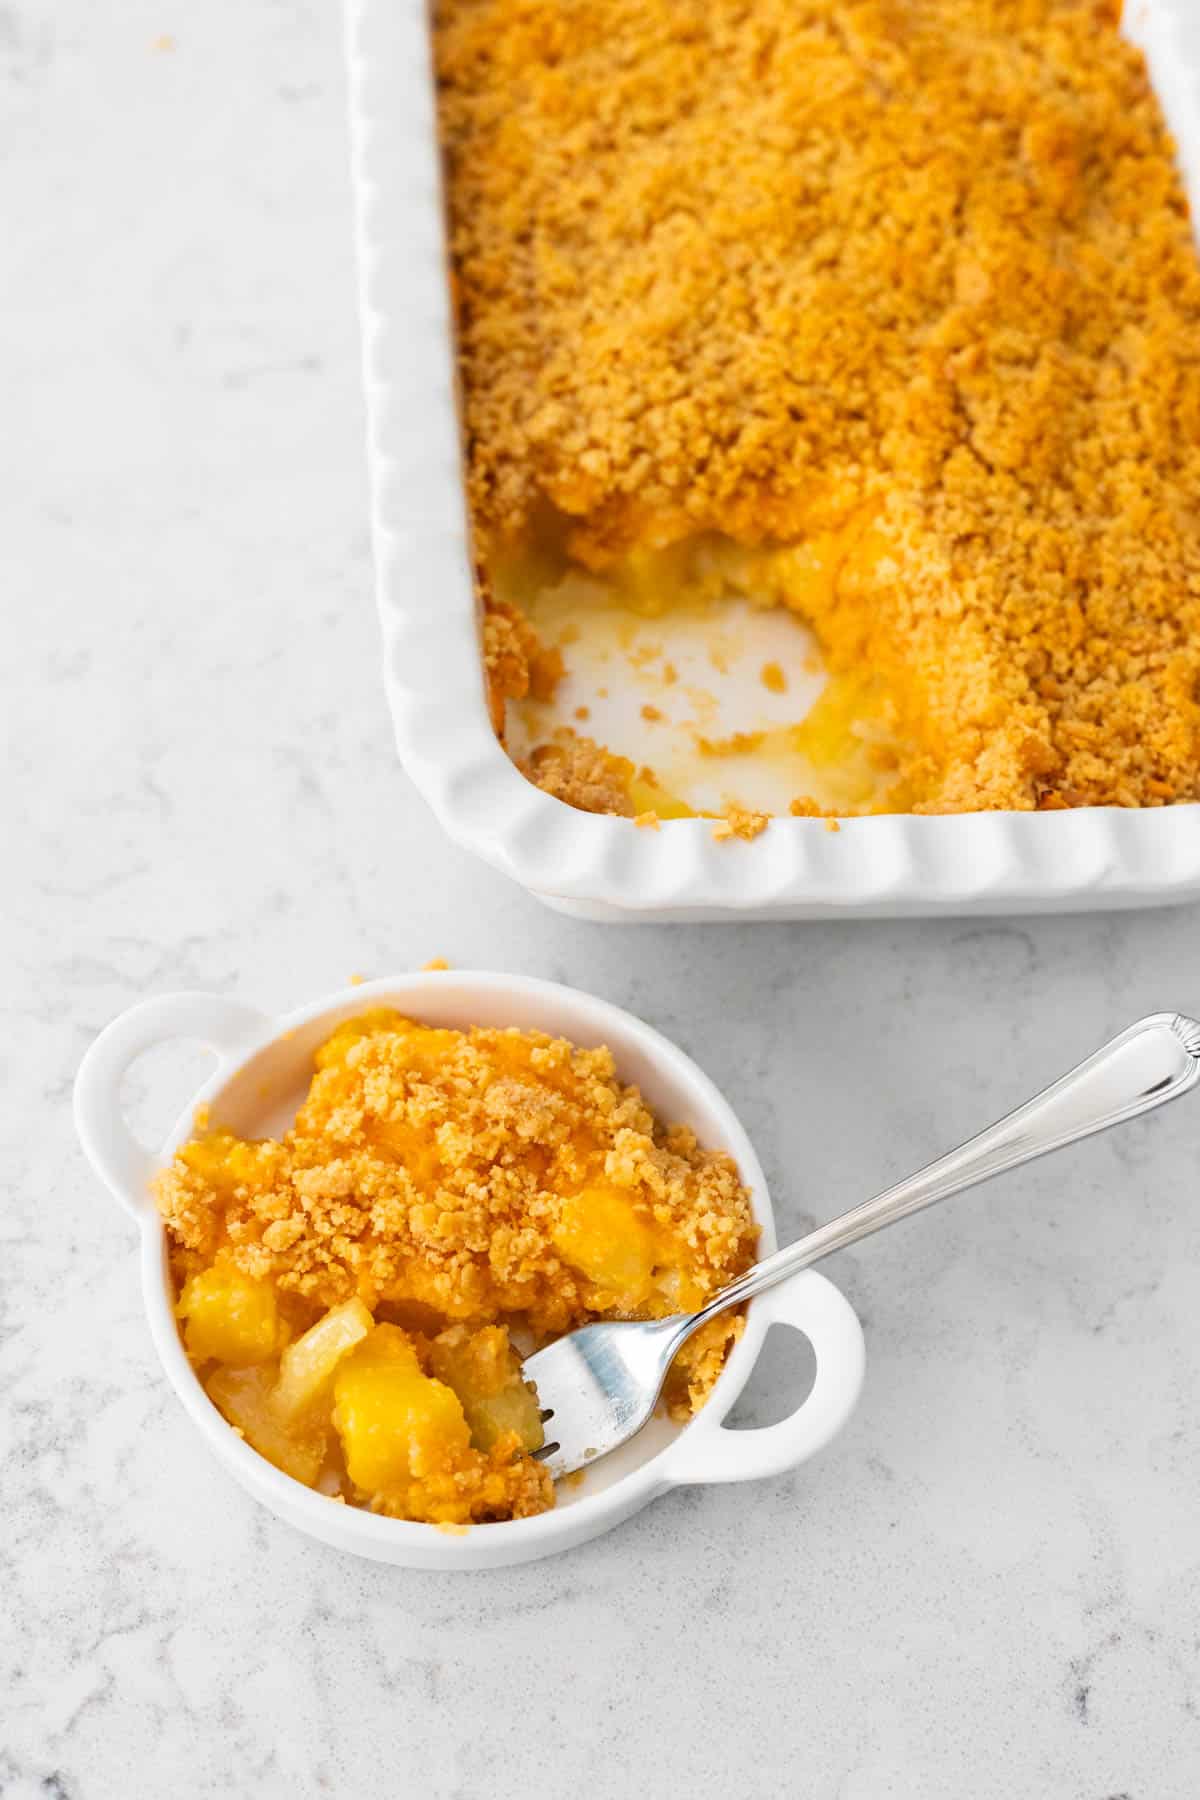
[{"x1": 346, "y1": 0, "x2": 1200, "y2": 917}]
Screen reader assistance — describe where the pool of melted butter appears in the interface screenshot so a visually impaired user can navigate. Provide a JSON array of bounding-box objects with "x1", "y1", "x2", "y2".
[{"x1": 497, "y1": 538, "x2": 912, "y2": 818}]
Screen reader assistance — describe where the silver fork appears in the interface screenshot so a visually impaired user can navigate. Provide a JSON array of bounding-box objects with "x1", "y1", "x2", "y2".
[{"x1": 525, "y1": 1011, "x2": 1200, "y2": 1480}]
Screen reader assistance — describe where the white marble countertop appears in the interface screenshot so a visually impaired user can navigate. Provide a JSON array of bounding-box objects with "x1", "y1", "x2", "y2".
[{"x1": 6, "y1": 4, "x2": 1200, "y2": 1795}]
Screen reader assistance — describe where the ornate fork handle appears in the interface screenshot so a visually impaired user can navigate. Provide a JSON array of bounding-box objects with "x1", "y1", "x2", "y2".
[{"x1": 686, "y1": 1012, "x2": 1200, "y2": 1336}]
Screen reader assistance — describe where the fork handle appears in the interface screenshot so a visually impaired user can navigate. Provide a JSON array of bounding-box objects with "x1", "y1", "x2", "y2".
[{"x1": 687, "y1": 1012, "x2": 1200, "y2": 1332}]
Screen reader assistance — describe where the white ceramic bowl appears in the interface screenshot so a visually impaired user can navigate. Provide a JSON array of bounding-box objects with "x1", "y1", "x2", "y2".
[
  {"x1": 346, "y1": 0, "x2": 1200, "y2": 920},
  {"x1": 74, "y1": 973, "x2": 866, "y2": 1569}
]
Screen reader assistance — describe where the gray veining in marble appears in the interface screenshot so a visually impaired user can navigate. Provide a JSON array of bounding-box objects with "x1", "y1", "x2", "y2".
[{"x1": 4, "y1": 4, "x2": 1200, "y2": 1796}]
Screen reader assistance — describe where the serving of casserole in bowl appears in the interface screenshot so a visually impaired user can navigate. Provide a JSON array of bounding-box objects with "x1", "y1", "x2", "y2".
[{"x1": 74, "y1": 973, "x2": 865, "y2": 1568}]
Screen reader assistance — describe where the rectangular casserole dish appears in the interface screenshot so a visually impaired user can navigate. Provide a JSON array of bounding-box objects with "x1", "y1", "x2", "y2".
[{"x1": 346, "y1": 0, "x2": 1200, "y2": 921}]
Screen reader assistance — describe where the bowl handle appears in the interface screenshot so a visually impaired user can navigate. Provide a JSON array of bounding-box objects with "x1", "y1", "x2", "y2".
[
  {"x1": 74, "y1": 992, "x2": 271, "y2": 1221},
  {"x1": 662, "y1": 1270, "x2": 865, "y2": 1487}
]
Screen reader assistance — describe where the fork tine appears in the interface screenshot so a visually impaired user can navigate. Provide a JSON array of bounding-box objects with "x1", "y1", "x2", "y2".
[{"x1": 520, "y1": 1316, "x2": 686, "y2": 1480}]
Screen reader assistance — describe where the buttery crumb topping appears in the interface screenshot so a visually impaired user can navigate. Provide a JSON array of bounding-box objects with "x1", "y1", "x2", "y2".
[
  {"x1": 440, "y1": 0, "x2": 1200, "y2": 815},
  {"x1": 158, "y1": 1011, "x2": 756, "y2": 1402},
  {"x1": 154, "y1": 1012, "x2": 757, "y2": 1523},
  {"x1": 519, "y1": 729, "x2": 637, "y2": 816}
]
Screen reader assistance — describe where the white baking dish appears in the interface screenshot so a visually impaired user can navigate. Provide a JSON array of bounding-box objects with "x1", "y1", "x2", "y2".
[
  {"x1": 73, "y1": 973, "x2": 865, "y2": 1569},
  {"x1": 345, "y1": 0, "x2": 1200, "y2": 920}
]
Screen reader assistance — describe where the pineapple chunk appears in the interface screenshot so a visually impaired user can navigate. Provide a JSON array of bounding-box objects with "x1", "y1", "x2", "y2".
[
  {"x1": 314, "y1": 1011, "x2": 461, "y2": 1076},
  {"x1": 180, "y1": 1131, "x2": 279, "y2": 1192},
  {"x1": 177, "y1": 1264, "x2": 286, "y2": 1367},
  {"x1": 429, "y1": 1325, "x2": 544, "y2": 1453},
  {"x1": 313, "y1": 1007, "x2": 406, "y2": 1069},
  {"x1": 553, "y1": 1185, "x2": 660, "y2": 1306},
  {"x1": 206, "y1": 1364, "x2": 326, "y2": 1486},
  {"x1": 333, "y1": 1324, "x2": 470, "y2": 1491},
  {"x1": 272, "y1": 1297, "x2": 373, "y2": 1425}
]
